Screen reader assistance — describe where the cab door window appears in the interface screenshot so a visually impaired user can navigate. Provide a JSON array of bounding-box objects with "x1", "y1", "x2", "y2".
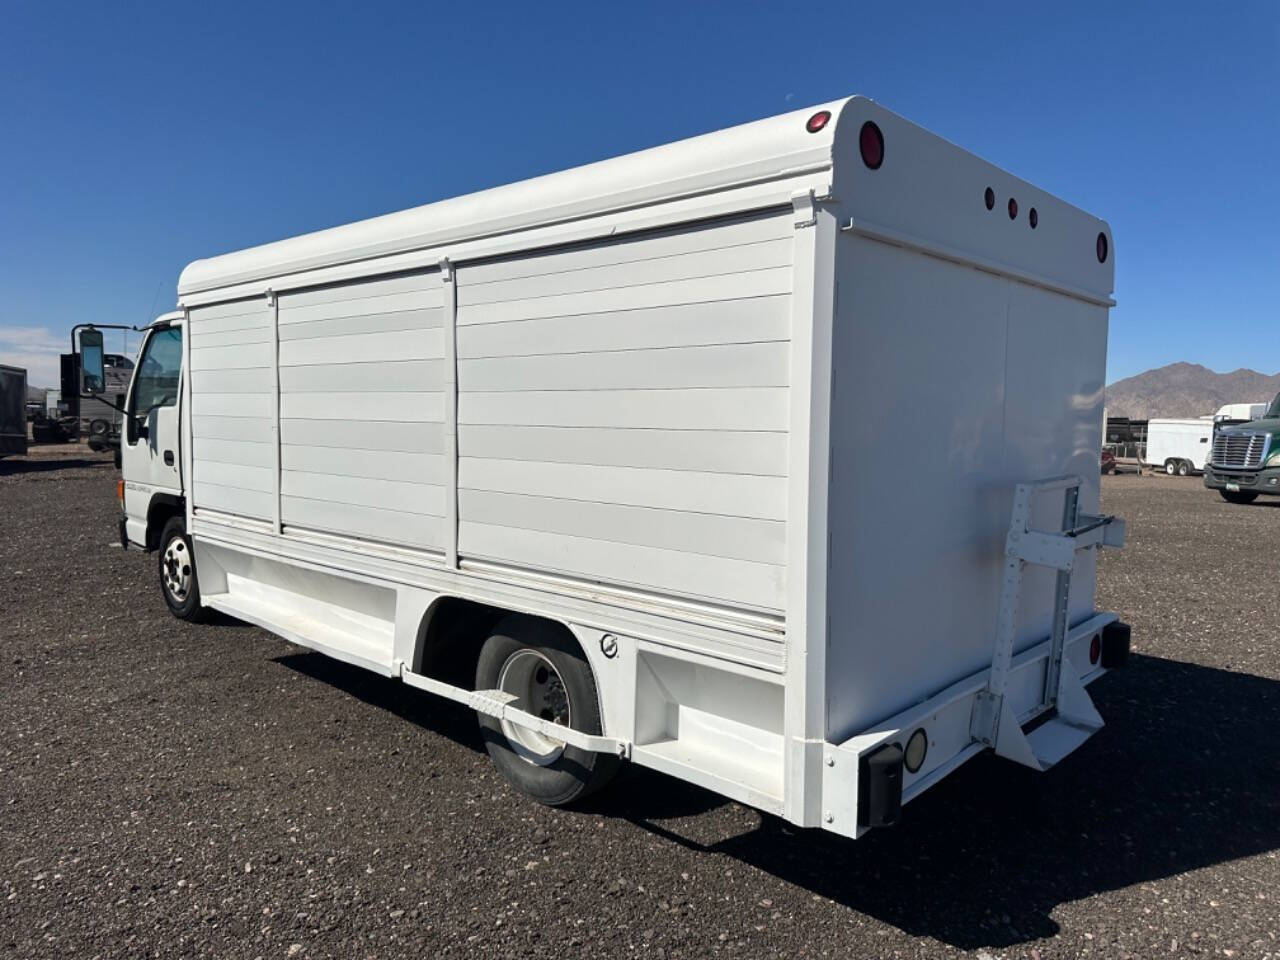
[{"x1": 131, "y1": 327, "x2": 183, "y2": 418}]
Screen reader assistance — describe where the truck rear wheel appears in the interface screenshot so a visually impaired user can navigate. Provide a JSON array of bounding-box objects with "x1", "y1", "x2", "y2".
[
  {"x1": 1220, "y1": 490, "x2": 1258, "y2": 505},
  {"x1": 158, "y1": 516, "x2": 208, "y2": 622},
  {"x1": 1177, "y1": 460, "x2": 1190, "y2": 477},
  {"x1": 475, "y1": 616, "x2": 618, "y2": 806},
  {"x1": 1164, "y1": 459, "x2": 1177, "y2": 475}
]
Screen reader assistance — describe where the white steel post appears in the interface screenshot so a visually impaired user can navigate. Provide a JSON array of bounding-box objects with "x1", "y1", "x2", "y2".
[
  {"x1": 783, "y1": 188, "x2": 837, "y2": 827},
  {"x1": 267, "y1": 289, "x2": 281, "y2": 535},
  {"x1": 440, "y1": 258, "x2": 459, "y2": 568}
]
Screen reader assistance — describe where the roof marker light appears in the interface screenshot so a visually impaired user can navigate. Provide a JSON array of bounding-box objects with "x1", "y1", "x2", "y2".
[
  {"x1": 1007, "y1": 197, "x2": 1018, "y2": 220},
  {"x1": 1029, "y1": 207, "x2": 1038, "y2": 229},
  {"x1": 806, "y1": 110, "x2": 831, "y2": 134},
  {"x1": 1097, "y1": 232, "x2": 1109, "y2": 263},
  {"x1": 859, "y1": 121, "x2": 884, "y2": 169},
  {"x1": 984, "y1": 187, "x2": 995, "y2": 210}
]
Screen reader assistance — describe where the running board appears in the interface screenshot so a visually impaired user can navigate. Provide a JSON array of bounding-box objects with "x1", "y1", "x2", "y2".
[{"x1": 400, "y1": 666, "x2": 631, "y2": 758}]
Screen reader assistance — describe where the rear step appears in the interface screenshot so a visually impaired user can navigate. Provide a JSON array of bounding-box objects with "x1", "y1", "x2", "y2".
[{"x1": 970, "y1": 475, "x2": 1124, "y2": 770}]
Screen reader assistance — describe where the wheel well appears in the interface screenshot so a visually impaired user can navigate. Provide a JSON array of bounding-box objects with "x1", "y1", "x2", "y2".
[
  {"x1": 414, "y1": 599, "x2": 583, "y2": 690},
  {"x1": 145, "y1": 495, "x2": 185, "y2": 551}
]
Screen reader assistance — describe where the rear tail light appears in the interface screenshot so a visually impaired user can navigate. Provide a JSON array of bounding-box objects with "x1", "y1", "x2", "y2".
[
  {"x1": 117, "y1": 478, "x2": 125, "y2": 505},
  {"x1": 859, "y1": 121, "x2": 884, "y2": 169}
]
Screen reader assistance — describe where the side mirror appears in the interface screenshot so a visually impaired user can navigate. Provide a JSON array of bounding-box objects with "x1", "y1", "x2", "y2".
[{"x1": 79, "y1": 329, "x2": 106, "y2": 395}]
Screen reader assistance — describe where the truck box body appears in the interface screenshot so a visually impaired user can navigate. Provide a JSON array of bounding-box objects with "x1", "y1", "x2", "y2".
[
  {"x1": 1146, "y1": 418, "x2": 1213, "y2": 474},
  {"x1": 128, "y1": 96, "x2": 1123, "y2": 835},
  {"x1": 0, "y1": 365, "x2": 28, "y2": 458}
]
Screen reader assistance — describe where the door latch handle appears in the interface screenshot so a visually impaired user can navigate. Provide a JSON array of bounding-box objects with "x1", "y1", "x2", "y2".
[{"x1": 163, "y1": 450, "x2": 174, "y2": 466}]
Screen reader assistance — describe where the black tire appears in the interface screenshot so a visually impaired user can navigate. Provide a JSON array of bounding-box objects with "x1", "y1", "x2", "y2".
[
  {"x1": 88, "y1": 418, "x2": 110, "y2": 438},
  {"x1": 158, "y1": 516, "x2": 208, "y2": 622},
  {"x1": 1164, "y1": 459, "x2": 1177, "y2": 475},
  {"x1": 1220, "y1": 490, "x2": 1258, "y2": 505},
  {"x1": 1177, "y1": 460, "x2": 1191, "y2": 477},
  {"x1": 475, "y1": 615, "x2": 619, "y2": 806}
]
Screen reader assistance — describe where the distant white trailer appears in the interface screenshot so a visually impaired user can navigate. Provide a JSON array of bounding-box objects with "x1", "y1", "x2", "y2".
[
  {"x1": 1214, "y1": 402, "x2": 1266, "y2": 424},
  {"x1": 1146, "y1": 418, "x2": 1214, "y2": 475},
  {"x1": 97, "y1": 95, "x2": 1129, "y2": 838}
]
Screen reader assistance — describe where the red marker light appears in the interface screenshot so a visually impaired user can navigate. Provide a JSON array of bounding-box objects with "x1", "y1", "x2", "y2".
[
  {"x1": 1007, "y1": 197, "x2": 1018, "y2": 220},
  {"x1": 859, "y1": 121, "x2": 884, "y2": 169},
  {"x1": 1029, "y1": 207, "x2": 1039, "y2": 229},
  {"x1": 984, "y1": 187, "x2": 995, "y2": 210},
  {"x1": 806, "y1": 110, "x2": 831, "y2": 134},
  {"x1": 1096, "y1": 232, "x2": 1109, "y2": 263}
]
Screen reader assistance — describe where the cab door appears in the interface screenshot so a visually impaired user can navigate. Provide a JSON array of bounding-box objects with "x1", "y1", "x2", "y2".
[{"x1": 121, "y1": 324, "x2": 184, "y2": 547}]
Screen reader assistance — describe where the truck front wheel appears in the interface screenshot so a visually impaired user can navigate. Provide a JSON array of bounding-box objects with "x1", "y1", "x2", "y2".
[
  {"x1": 158, "y1": 516, "x2": 208, "y2": 622},
  {"x1": 1220, "y1": 490, "x2": 1258, "y2": 505},
  {"x1": 475, "y1": 616, "x2": 618, "y2": 806}
]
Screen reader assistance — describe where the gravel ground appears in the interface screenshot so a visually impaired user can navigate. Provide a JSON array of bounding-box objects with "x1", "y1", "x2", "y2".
[{"x1": 1, "y1": 451, "x2": 1277, "y2": 959}]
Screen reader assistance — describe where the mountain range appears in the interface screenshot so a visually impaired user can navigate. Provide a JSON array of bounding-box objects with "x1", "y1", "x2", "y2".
[{"x1": 1105, "y1": 363, "x2": 1280, "y2": 420}]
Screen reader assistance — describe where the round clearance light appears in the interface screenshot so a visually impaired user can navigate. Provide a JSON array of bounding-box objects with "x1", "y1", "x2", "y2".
[
  {"x1": 984, "y1": 187, "x2": 995, "y2": 210},
  {"x1": 1007, "y1": 197, "x2": 1018, "y2": 220},
  {"x1": 1096, "y1": 232, "x2": 1109, "y2": 263},
  {"x1": 904, "y1": 728, "x2": 928, "y2": 774},
  {"x1": 1029, "y1": 207, "x2": 1039, "y2": 229},
  {"x1": 1089, "y1": 634, "x2": 1102, "y2": 665},
  {"x1": 806, "y1": 110, "x2": 832, "y2": 134},
  {"x1": 859, "y1": 121, "x2": 884, "y2": 169}
]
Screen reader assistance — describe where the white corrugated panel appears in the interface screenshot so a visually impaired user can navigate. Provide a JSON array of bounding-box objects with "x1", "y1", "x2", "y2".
[
  {"x1": 276, "y1": 269, "x2": 446, "y2": 549},
  {"x1": 455, "y1": 210, "x2": 792, "y2": 613},
  {"x1": 189, "y1": 297, "x2": 275, "y2": 520}
]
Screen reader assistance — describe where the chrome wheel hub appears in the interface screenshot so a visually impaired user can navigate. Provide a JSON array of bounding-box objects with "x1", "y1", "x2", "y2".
[
  {"x1": 162, "y1": 536, "x2": 192, "y2": 602},
  {"x1": 496, "y1": 649, "x2": 571, "y2": 765}
]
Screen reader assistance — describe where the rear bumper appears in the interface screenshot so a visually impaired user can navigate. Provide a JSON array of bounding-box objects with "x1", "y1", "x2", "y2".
[
  {"x1": 821, "y1": 612, "x2": 1126, "y2": 839},
  {"x1": 1203, "y1": 465, "x2": 1280, "y2": 493}
]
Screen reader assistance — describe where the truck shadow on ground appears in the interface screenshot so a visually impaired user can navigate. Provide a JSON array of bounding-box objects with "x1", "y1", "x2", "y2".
[
  {"x1": 0, "y1": 456, "x2": 111, "y2": 476},
  {"x1": 275, "y1": 651, "x2": 1279, "y2": 950}
]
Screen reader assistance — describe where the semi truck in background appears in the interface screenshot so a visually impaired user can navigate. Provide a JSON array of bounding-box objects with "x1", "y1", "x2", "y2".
[
  {"x1": 1204, "y1": 392, "x2": 1280, "y2": 504},
  {"x1": 0, "y1": 365, "x2": 29, "y2": 459},
  {"x1": 1145, "y1": 418, "x2": 1214, "y2": 476},
  {"x1": 80, "y1": 95, "x2": 1130, "y2": 839}
]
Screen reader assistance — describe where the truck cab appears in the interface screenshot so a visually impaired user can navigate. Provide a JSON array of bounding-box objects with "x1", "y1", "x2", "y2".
[
  {"x1": 1203, "y1": 391, "x2": 1280, "y2": 503},
  {"x1": 115, "y1": 313, "x2": 186, "y2": 549}
]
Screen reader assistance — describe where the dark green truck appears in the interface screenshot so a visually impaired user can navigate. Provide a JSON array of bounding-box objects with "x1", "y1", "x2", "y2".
[{"x1": 1204, "y1": 392, "x2": 1280, "y2": 504}]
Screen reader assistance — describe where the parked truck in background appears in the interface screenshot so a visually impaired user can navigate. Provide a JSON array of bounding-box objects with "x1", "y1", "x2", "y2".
[
  {"x1": 1146, "y1": 417, "x2": 1214, "y2": 476},
  {"x1": 83, "y1": 95, "x2": 1130, "y2": 838},
  {"x1": 0, "y1": 365, "x2": 29, "y2": 459},
  {"x1": 1204, "y1": 392, "x2": 1280, "y2": 504}
]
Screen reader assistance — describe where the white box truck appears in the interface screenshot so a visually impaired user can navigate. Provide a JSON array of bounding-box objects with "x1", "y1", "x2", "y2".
[
  {"x1": 1146, "y1": 417, "x2": 1214, "y2": 475},
  {"x1": 86, "y1": 96, "x2": 1128, "y2": 837}
]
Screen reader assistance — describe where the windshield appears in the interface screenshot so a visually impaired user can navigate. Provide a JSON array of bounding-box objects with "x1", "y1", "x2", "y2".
[{"x1": 1267, "y1": 393, "x2": 1280, "y2": 420}]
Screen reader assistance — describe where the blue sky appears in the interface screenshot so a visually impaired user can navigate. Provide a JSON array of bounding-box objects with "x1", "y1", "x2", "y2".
[{"x1": 1, "y1": 1, "x2": 1276, "y2": 387}]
